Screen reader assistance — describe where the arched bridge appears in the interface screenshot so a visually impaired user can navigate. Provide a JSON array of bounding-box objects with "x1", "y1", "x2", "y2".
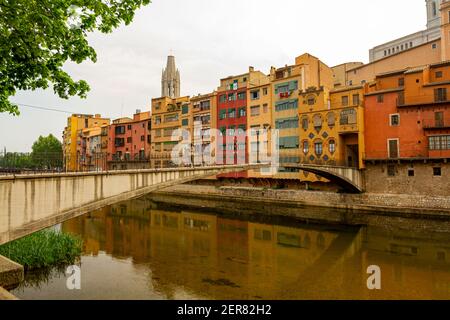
[
  {"x1": 283, "y1": 164, "x2": 364, "y2": 193},
  {"x1": 0, "y1": 164, "x2": 268, "y2": 245}
]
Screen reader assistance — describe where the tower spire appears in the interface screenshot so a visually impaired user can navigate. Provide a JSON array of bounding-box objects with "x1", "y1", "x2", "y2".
[{"x1": 161, "y1": 55, "x2": 180, "y2": 98}]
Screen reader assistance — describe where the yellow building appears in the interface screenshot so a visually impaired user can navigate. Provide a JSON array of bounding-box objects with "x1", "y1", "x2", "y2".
[
  {"x1": 151, "y1": 96, "x2": 190, "y2": 168},
  {"x1": 189, "y1": 92, "x2": 217, "y2": 166},
  {"x1": 62, "y1": 114, "x2": 110, "y2": 171},
  {"x1": 271, "y1": 53, "x2": 334, "y2": 180},
  {"x1": 246, "y1": 74, "x2": 272, "y2": 178}
]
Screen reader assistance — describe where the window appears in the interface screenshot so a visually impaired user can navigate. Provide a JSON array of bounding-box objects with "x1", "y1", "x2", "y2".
[
  {"x1": 164, "y1": 114, "x2": 178, "y2": 123},
  {"x1": 263, "y1": 88, "x2": 268, "y2": 95},
  {"x1": 390, "y1": 114, "x2": 400, "y2": 126},
  {"x1": 435, "y1": 111, "x2": 444, "y2": 127},
  {"x1": 263, "y1": 104, "x2": 268, "y2": 113},
  {"x1": 398, "y1": 78, "x2": 404, "y2": 87},
  {"x1": 228, "y1": 108, "x2": 236, "y2": 118},
  {"x1": 228, "y1": 93, "x2": 236, "y2": 101},
  {"x1": 432, "y1": 1, "x2": 437, "y2": 16},
  {"x1": 115, "y1": 126, "x2": 125, "y2": 134},
  {"x1": 182, "y1": 119, "x2": 189, "y2": 126},
  {"x1": 219, "y1": 109, "x2": 227, "y2": 120},
  {"x1": 328, "y1": 140, "x2": 336, "y2": 153},
  {"x1": 436, "y1": 71, "x2": 443, "y2": 78},
  {"x1": 432, "y1": 43, "x2": 437, "y2": 49},
  {"x1": 429, "y1": 135, "x2": 450, "y2": 150},
  {"x1": 313, "y1": 114, "x2": 322, "y2": 129},
  {"x1": 377, "y1": 94, "x2": 384, "y2": 103},
  {"x1": 219, "y1": 94, "x2": 227, "y2": 103},
  {"x1": 327, "y1": 112, "x2": 335, "y2": 127},
  {"x1": 127, "y1": 124, "x2": 132, "y2": 130},
  {"x1": 408, "y1": 168, "x2": 415, "y2": 177},
  {"x1": 238, "y1": 107, "x2": 246, "y2": 118},
  {"x1": 435, "y1": 88, "x2": 447, "y2": 102},
  {"x1": 279, "y1": 136, "x2": 299, "y2": 149},
  {"x1": 228, "y1": 125, "x2": 235, "y2": 136},
  {"x1": 115, "y1": 138, "x2": 125, "y2": 147},
  {"x1": 250, "y1": 90, "x2": 260, "y2": 100},
  {"x1": 182, "y1": 105, "x2": 189, "y2": 114},
  {"x1": 410, "y1": 41, "x2": 413, "y2": 48},
  {"x1": 352, "y1": 94, "x2": 360, "y2": 106},
  {"x1": 301, "y1": 117, "x2": 309, "y2": 130},
  {"x1": 219, "y1": 126, "x2": 226, "y2": 136},
  {"x1": 433, "y1": 167, "x2": 442, "y2": 177},
  {"x1": 275, "y1": 99, "x2": 298, "y2": 112},
  {"x1": 237, "y1": 92, "x2": 246, "y2": 100},
  {"x1": 387, "y1": 165, "x2": 396, "y2": 177},
  {"x1": 155, "y1": 129, "x2": 161, "y2": 137},
  {"x1": 200, "y1": 100, "x2": 210, "y2": 110},
  {"x1": 340, "y1": 109, "x2": 357, "y2": 125},
  {"x1": 388, "y1": 139, "x2": 399, "y2": 159},
  {"x1": 154, "y1": 116, "x2": 161, "y2": 125},
  {"x1": 140, "y1": 135, "x2": 145, "y2": 141},
  {"x1": 341, "y1": 96, "x2": 349, "y2": 106},
  {"x1": 275, "y1": 117, "x2": 299, "y2": 129},
  {"x1": 307, "y1": 95, "x2": 316, "y2": 105},
  {"x1": 303, "y1": 141, "x2": 309, "y2": 154},
  {"x1": 250, "y1": 106, "x2": 260, "y2": 117},
  {"x1": 314, "y1": 141, "x2": 323, "y2": 156}
]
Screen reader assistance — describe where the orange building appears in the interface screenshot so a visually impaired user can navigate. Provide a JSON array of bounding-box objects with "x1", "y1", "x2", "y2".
[{"x1": 363, "y1": 61, "x2": 450, "y2": 195}]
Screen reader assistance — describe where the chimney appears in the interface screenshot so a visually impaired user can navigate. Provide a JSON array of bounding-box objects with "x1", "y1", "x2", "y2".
[
  {"x1": 94, "y1": 114, "x2": 101, "y2": 118},
  {"x1": 135, "y1": 109, "x2": 141, "y2": 115},
  {"x1": 249, "y1": 66, "x2": 254, "y2": 72}
]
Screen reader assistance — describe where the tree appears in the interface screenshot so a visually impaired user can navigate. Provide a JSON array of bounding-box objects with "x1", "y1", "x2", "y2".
[
  {"x1": 0, "y1": 0, "x2": 151, "y2": 115},
  {"x1": 31, "y1": 134, "x2": 63, "y2": 169}
]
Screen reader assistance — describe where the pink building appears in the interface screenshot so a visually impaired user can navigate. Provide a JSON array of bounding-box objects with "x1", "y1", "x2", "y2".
[{"x1": 107, "y1": 110, "x2": 152, "y2": 170}]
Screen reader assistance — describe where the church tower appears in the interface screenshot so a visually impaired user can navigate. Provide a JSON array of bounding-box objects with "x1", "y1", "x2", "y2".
[
  {"x1": 441, "y1": 0, "x2": 450, "y2": 61},
  {"x1": 427, "y1": 0, "x2": 443, "y2": 29},
  {"x1": 161, "y1": 55, "x2": 180, "y2": 98}
]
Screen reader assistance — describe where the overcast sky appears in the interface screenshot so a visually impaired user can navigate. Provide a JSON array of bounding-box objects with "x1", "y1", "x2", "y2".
[{"x1": 0, "y1": 0, "x2": 426, "y2": 152}]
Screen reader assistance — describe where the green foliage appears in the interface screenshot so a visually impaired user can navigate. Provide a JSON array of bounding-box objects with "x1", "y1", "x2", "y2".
[
  {"x1": 0, "y1": 152, "x2": 34, "y2": 168},
  {"x1": 0, "y1": 0, "x2": 151, "y2": 115},
  {"x1": 0, "y1": 229, "x2": 83, "y2": 270},
  {"x1": 31, "y1": 134, "x2": 63, "y2": 169}
]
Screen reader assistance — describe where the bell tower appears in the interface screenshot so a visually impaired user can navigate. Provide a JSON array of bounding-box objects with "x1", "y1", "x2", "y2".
[
  {"x1": 427, "y1": 0, "x2": 442, "y2": 29},
  {"x1": 441, "y1": 0, "x2": 450, "y2": 61}
]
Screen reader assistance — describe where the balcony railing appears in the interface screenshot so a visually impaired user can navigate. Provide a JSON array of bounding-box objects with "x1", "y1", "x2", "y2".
[{"x1": 422, "y1": 118, "x2": 450, "y2": 129}]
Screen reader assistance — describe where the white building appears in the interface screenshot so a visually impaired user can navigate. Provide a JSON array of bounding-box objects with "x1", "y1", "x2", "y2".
[{"x1": 369, "y1": 0, "x2": 443, "y2": 62}]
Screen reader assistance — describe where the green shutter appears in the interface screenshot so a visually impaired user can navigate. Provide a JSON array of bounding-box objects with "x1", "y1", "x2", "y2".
[
  {"x1": 182, "y1": 105, "x2": 189, "y2": 114},
  {"x1": 182, "y1": 119, "x2": 189, "y2": 126},
  {"x1": 288, "y1": 81, "x2": 298, "y2": 91}
]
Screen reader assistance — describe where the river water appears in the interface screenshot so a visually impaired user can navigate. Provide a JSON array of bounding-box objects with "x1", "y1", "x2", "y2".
[{"x1": 11, "y1": 194, "x2": 450, "y2": 300}]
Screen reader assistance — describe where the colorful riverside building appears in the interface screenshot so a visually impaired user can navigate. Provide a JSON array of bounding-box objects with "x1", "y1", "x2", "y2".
[
  {"x1": 78, "y1": 126, "x2": 106, "y2": 171},
  {"x1": 247, "y1": 73, "x2": 272, "y2": 178},
  {"x1": 107, "y1": 110, "x2": 152, "y2": 170},
  {"x1": 189, "y1": 92, "x2": 217, "y2": 166},
  {"x1": 62, "y1": 114, "x2": 110, "y2": 171},
  {"x1": 363, "y1": 61, "x2": 450, "y2": 196},
  {"x1": 151, "y1": 96, "x2": 190, "y2": 168},
  {"x1": 216, "y1": 67, "x2": 268, "y2": 177},
  {"x1": 270, "y1": 54, "x2": 334, "y2": 180}
]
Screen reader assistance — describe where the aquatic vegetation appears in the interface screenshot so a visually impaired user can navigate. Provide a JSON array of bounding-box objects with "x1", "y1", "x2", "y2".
[{"x1": 0, "y1": 229, "x2": 83, "y2": 270}]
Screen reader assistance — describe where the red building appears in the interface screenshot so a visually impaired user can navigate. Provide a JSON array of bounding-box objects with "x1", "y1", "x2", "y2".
[
  {"x1": 216, "y1": 74, "x2": 249, "y2": 178},
  {"x1": 363, "y1": 61, "x2": 450, "y2": 195},
  {"x1": 107, "y1": 110, "x2": 152, "y2": 170}
]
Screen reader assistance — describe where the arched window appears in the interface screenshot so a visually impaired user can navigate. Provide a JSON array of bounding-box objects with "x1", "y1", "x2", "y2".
[
  {"x1": 301, "y1": 116, "x2": 309, "y2": 130},
  {"x1": 327, "y1": 112, "x2": 335, "y2": 127},
  {"x1": 314, "y1": 140, "x2": 323, "y2": 155},
  {"x1": 313, "y1": 114, "x2": 322, "y2": 130},
  {"x1": 303, "y1": 140, "x2": 309, "y2": 154},
  {"x1": 329, "y1": 139, "x2": 336, "y2": 153}
]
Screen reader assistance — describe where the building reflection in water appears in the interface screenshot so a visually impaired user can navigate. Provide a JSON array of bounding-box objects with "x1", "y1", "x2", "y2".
[{"x1": 61, "y1": 197, "x2": 450, "y2": 300}]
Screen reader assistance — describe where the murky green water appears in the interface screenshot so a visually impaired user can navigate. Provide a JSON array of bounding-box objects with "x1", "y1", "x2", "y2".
[{"x1": 11, "y1": 195, "x2": 450, "y2": 300}]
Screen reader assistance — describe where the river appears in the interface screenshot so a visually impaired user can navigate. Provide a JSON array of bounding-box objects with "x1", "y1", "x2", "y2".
[{"x1": 11, "y1": 194, "x2": 450, "y2": 300}]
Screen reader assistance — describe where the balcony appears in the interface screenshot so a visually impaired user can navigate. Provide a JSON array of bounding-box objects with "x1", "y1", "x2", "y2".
[{"x1": 422, "y1": 118, "x2": 450, "y2": 130}]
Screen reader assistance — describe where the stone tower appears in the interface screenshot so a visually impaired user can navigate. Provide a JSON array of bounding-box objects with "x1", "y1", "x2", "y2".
[
  {"x1": 161, "y1": 55, "x2": 180, "y2": 98},
  {"x1": 427, "y1": 0, "x2": 443, "y2": 29}
]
